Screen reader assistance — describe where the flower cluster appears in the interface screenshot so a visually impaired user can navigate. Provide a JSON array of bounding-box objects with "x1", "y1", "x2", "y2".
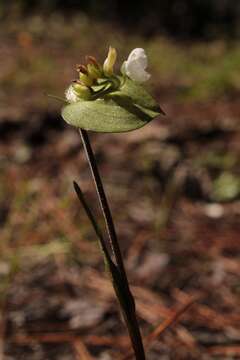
[{"x1": 65, "y1": 47, "x2": 151, "y2": 103}]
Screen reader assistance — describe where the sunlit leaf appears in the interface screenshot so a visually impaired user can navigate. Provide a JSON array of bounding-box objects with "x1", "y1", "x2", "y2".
[
  {"x1": 114, "y1": 77, "x2": 165, "y2": 114},
  {"x1": 61, "y1": 78, "x2": 164, "y2": 133}
]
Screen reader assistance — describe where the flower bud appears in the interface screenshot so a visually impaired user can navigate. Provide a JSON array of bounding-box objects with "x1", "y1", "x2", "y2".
[
  {"x1": 122, "y1": 48, "x2": 150, "y2": 83},
  {"x1": 79, "y1": 72, "x2": 94, "y2": 87},
  {"x1": 86, "y1": 55, "x2": 100, "y2": 68},
  {"x1": 76, "y1": 64, "x2": 88, "y2": 74},
  {"x1": 65, "y1": 85, "x2": 79, "y2": 103},
  {"x1": 87, "y1": 63, "x2": 102, "y2": 80},
  {"x1": 76, "y1": 64, "x2": 94, "y2": 86},
  {"x1": 103, "y1": 46, "x2": 117, "y2": 76},
  {"x1": 65, "y1": 83, "x2": 91, "y2": 102},
  {"x1": 73, "y1": 82, "x2": 91, "y2": 100}
]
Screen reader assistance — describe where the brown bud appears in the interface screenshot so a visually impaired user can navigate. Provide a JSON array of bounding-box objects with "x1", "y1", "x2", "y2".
[
  {"x1": 72, "y1": 79, "x2": 85, "y2": 85},
  {"x1": 86, "y1": 55, "x2": 100, "y2": 68},
  {"x1": 76, "y1": 64, "x2": 88, "y2": 74}
]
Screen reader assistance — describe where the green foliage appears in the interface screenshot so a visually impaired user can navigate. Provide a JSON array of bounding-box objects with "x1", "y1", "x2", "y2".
[
  {"x1": 212, "y1": 172, "x2": 240, "y2": 202},
  {"x1": 62, "y1": 78, "x2": 162, "y2": 133},
  {"x1": 149, "y1": 41, "x2": 240, "y2": 100},
  {"x1": 2, "y1": 0, "x2": 240, "y2": 39}
]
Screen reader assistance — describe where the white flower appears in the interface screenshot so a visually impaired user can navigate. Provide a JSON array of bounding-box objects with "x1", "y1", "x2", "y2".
[
  {"x1": 122, "y1": 48, "x2": 151, "y2": 83},
  {"x1": 65, "y1": 85, "x2": 79, "y2": 103}
]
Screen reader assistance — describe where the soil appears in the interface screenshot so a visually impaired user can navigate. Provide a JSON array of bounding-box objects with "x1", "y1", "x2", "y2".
[{"x1": 1, "y1": 96, "x2": 240, "y2": 359}]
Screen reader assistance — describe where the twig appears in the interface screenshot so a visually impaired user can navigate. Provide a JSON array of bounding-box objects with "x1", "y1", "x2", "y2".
[
  {"x1": 145, "y1": 296, "x2": 196, "y2": 345},
  {"x1": 121, "y1": 296, "x2": 196, "y2": 360},
  {"x1": 10, "y1": 332, "x2": 128, "y2": 350},
  {"x1": 10, "y1": 333, "x2": 95, "y2": 360},
  {"x1": 73, "y1": 338, "x2": 96, "y2": 360},
  {"x1": 207, "y1": 345, "x2": 240, "y2": 357}
]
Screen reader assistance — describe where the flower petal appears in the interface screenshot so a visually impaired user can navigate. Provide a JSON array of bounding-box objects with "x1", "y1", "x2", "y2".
[
  {"x1": 123, "y1": 48, "x2": 150, "y2": 83},
  {"x1": 128, "y1": 48, "x2": 148, "y2": 68},
  {"x1": 125, "y1": 59, "x2": 150, "y2": 83}
]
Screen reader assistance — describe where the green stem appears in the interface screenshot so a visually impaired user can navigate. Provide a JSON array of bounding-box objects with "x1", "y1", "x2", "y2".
[{"x1": 79, "y1": 129, "x2": 146, "y2": 360}]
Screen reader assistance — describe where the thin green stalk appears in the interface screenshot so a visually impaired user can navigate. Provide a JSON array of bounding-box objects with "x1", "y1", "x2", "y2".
[{"x1": 77, "y1": 129, "x2": 146, "y2": 360}]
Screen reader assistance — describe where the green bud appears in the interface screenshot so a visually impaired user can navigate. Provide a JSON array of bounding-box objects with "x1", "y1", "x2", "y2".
[
  {"x1": 79, "y1": 72, "x2": 93, "y2": 87},
  {"x1": 73, "y1": 83, "x2": 91, "y2": 100},
  {"x1": 87, "y1": 63, "x2": 102, "y2": 80},
  {"x1": 103, "y1": 46, "x2": 117, "y2": 76}
]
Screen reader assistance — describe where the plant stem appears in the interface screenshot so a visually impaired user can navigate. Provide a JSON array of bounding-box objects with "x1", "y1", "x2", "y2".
[{"x1": 79, "y1": 129, "x2": 146, "y2": 360}]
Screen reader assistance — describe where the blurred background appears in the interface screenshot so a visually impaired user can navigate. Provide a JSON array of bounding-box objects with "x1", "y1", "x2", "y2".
[{"x1": 1, "y1": 1, "x2": 240, "y2": 359}]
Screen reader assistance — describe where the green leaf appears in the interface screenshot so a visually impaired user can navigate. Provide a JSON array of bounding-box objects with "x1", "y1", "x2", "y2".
[
  {"x1": 212, "y1": 172, "x2": 240, "y2": 202},
  {"x1": 114, "y1": 77, "x2": 165, "y2": 115},
  {"x1": 62, "y1": 78, "x2": 164, "y2": 133}
]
